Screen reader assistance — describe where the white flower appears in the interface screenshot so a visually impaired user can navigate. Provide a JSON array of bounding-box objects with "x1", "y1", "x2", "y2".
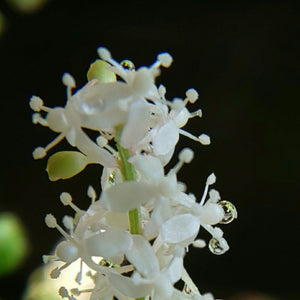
[{"x1": 32, "y1": 47, "x2": 237, "y2": 300}]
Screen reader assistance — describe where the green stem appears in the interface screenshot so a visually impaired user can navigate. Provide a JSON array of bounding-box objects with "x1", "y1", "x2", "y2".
[
  {"x1": 115, "y1": 126, "x2": 144, "y2": 300},
  {"x1": 115, "y1": 125, "x2": 142, "y2": 235}
]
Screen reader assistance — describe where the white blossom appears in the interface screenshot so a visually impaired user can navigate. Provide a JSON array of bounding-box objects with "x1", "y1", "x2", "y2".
[{"x1": 30, "y1": 47, "x2": 237, "y2": 300}]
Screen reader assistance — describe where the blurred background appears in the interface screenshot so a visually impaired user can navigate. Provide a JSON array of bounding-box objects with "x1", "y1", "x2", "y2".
[{"x1": 0, "y1": 0, "x2": 299, "y2": 299}]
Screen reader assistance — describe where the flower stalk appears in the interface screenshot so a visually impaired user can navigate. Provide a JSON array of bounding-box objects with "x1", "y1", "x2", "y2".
[{"x1": 115, "y1": 124, "x2": 142, "y2": 235}]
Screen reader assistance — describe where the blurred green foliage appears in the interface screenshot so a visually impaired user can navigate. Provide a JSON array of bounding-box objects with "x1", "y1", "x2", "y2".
[
  {"x1": 0, "y1": 212, "x2": 29, "y2": 276},
  {"x1": 7, "y1": 0, "x2": 49, "y2": 14}
]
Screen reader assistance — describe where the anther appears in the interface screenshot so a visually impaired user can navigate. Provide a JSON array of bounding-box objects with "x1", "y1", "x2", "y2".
[
  {"x1": 97, "y1": 47, "x2": 112, "y2": 61},
  {"x1": 198, "y1": 133, "x2": 211, "y2": 145},
  {"x1": 29, "y1": 96, "x2": 44, "y2": 112},
  {"x1": 157, "y1": 52, "x2": 173, "y2": 68},
  {"x1": 60, "y1": 192, "x2": 82, "y2": 214},
  {"x1": 87, "y1": 185, "x2": 96, "y2": 203}
]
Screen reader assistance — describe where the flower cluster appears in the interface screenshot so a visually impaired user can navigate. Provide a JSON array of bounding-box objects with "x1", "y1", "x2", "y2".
[{"x1": 30, "y1": 47, "x2": 237, "y2": 300}]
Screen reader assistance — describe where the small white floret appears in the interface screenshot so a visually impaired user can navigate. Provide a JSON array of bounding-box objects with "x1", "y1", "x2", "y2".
[
  {"x1": 185, "y1": 88, "x2": 199, "y2": 103},
  {"x1": 29, "y1": 96, "x2": 44, "y2": 112},
  {"x1": 199, "y1": 133, "x2": 211, "y2": 145},
  {"x1": 157, "y1": 52, "x2": 173, "y2": 67},
  {"x1": 179, "y1": 148, "x2": 194, "y2": 163},
  {"x1": 97, "y1": 47, "x2": 112, "y2": 61},
  {"x1": 60, "y1": 192, "x2": 72, "y2": 205},
  {"x1": 32, "y1": 147, "x2": 46, "y2": 159},
  {"x1": 45, "y1": 214, "x2": 57, "y2": 228},
  {"x1": 62, "y1": 73, "x2": 76, "y2": 88}
]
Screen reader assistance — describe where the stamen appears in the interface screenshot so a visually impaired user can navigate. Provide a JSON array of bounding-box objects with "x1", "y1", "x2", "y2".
[
  {"x1": 60, "y1": 192, "x2": 82, "y2": 214},
  {"x1": 62, "y1": 73, "x2": 76, "y2": 88},
  {"x1": 75, "y1": 259, "x2": 83, "y2": 284},
  {"x1": 198, "y1": 133, "x2": 211, "y2": 145},
  {"x1": 32, "y1": 146, "x2": 47, "y2": 159},
  {"x1": 206, "y1": 173, "x2": 216, "y2": 185},
  {"x1": 97, "y1": 47, "x2": 112, "y2": 61},
  {"x1": 96, "y1": 136, "x2": 117, "y2": 156},
  {"x1": 208, "y1": 189, "x2": 220, "y2": 203},
  {"x1": 58, "y1": 286, "x2": 76, "y2": 300},
  {"x1": 189, "y1": 109, "x2": 202, "y2": 118},
  {"x1": 97, "y1": 47, "x2": 128, "y2": 80},
  {"x1": 87, "y1": 185, "x2": 96, "y2": 203},
  {"x1": 157, "y1": 52, "x2": 173, "y2": 68},
  {"x1": 185, "y1": 88, "x2": 199, "y2": 104},
  {"x1": 42, "y1": 254, "x2": 57, "y2": 264},
  {"x1": 96, "y1": 136, "x2": 108, "y2": 148},
  {"x1": 62, "y1": 215, "x2": 74, "y2": 233},
  {"x1": 44, "y1": 132, "x2": 65, "y2": 152},
  {"x1": 50, "y1": 267, "x2": 61, "y2": 278},
  {"x1": 171, "y1": 148, "x2": 194, "y2": 174},
  {"x1": 32, "y1": 132, "x2": 65, "y2": 160},
  {"x1": 70, "y1": 288, "x2": 93, "y2": 296},
  {"x1": 199, "y1": 173, "x2": 215, "y2": 206},
  {"x1": 29, "y1": 96, "x2": 44, "y2": 112},
  {"x1": 178, "y1": 129, "x2": 201, "y2": 142},
  {"x1": 158, "y1": 84, "x2": 167, "y2": 99},
  {"x1": 44, "y1": 213, "x2": 75, "y2": 242},
  {"x1": 62, "y1": 73, "x2": 76, "y2": 100},
  {"x1": 32, "y1": 113, "x2": 47, "y2": 126},
  {"x1": 179, "y1": 147, "x2": 194, "y2": 163}
]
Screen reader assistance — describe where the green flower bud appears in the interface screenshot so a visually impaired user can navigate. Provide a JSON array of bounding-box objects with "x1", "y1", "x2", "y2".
[
  {"x1": 87, "y1": 59, "x2": 116, "y2": 83},
  {"x1": 46, "y1": 151, "x2": 90, "y2": 181}
]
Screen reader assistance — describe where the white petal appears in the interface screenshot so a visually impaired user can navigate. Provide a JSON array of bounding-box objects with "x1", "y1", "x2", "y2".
[
  {"x1": 101, "y1": 181, "x2": 157, "y2": 212},
  {"x1": 200, "y1": 203, "x2": 224, "y2": 225},
  {"x1": 131, "y1": 67, "x2": 154, "y2": 95},
  {"x1": 85, "y1": 228, "x2": 132, "y2": 258},
  {"x1": 156, "y1": 147, "x2": 175, "y2": 166},
  {"x1": 161, "y1": 214, "x2": 200, "y2": 244},
  {"x1": 166, "y1": 256, "x2": 183, "y2": 283},
  {"x1": 130, "y1": 154, "x2": 164, "y2": 183},
  {"x1": 74, "y1": 130, "x2": 117, "y2": 167},
  {"x1": 125, "y1": 234, "x2": 159, "y2": 278},
  {"x1": 153, "y1": 274, "x2": 174, "y2": 299},
  {"x1": 108, "y1": 273, "x2": 151, "y2": 298},
  {"x1": 153, "y1": 121, "x2": 179, "y2": 155},
  {"x1": 121, "y1": 99, "x2": 151, "y2": 149}
]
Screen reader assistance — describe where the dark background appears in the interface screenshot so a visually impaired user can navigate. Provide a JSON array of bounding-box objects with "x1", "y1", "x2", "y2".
[{"x1": 0, "y1": 0, "x2": 299, "y2": 299}]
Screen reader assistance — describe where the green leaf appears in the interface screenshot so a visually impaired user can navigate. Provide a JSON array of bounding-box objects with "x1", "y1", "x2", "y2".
[
  {"x1": 46, "y1": 151, "x2": 90, "y2": 181},
  {"x1": 87, "y1": 59, "x2": 116, "y2": 83},
  {"x1": 0, "y1": 212, "x2": 29, "y2": 276}
]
